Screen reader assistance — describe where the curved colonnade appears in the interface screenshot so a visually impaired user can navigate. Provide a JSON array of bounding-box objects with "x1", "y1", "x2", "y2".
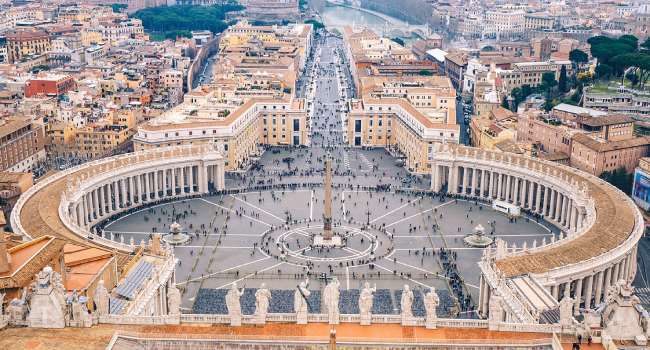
[
  {"x1": 8, "y1": 142, "x2": 644, "y2": 324},
  {"x1": 431, "y1": 144, "x2": 643, "y2": 317},
  {"x1": 10, "y1": 145, "x2": 226, "y2": 253}
]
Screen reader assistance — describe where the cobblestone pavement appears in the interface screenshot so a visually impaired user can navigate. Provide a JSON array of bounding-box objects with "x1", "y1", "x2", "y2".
[{"x1": 101, "y1": 35, "x2": 559, "y2": 316}]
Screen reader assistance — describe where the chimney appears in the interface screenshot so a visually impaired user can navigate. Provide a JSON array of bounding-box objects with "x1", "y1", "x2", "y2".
[{"x1": 0, "y1": 238, "x2": 11, "y2": 274}]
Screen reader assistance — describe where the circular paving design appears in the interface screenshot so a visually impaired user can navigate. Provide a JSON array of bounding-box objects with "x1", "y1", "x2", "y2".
[{"x1": 261, "y1": 223, "x2": 394, "y2": 267}]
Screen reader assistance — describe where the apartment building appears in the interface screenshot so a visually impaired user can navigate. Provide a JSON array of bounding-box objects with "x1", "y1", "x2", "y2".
[
  {"x1": 0, "y1": 116, "x2": 45, "y2": 172},
  {"x1": 5, "y1": 29, "x2": 51, "y2": 63}
]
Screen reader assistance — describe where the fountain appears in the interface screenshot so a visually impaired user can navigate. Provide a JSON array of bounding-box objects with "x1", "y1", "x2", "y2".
[
  {"x1": 463, "y1": 224, "x2": 493, "y2": 248},
  {"x1": 162, "y1": 222, "x2": 190, "y2": 245}
]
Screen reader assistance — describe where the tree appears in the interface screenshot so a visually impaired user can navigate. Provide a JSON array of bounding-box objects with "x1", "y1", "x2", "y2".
[
  {"x1": 588, "y1": 35, "x2": 637, "y2": 69},
  {"x1": 541, "y1": 72, "x2": 557, "y2": 92},
  {"x1": 569, "y1": 49, "x2": 589, "y2": 66},
  {"x1": 558, "y1": 65, "x2": 568, "y2": 93},
  {"x1": 595, "y1": 63, "x2": 613, "y2": 79},
  {"x1": 390, "y1": 37, "x2": 405, "y2": 46},
  {"x1": 600, "y1": 167, "x2": 634, "y2": 195},
  {"x1": 304, "y1": 19, "x2": 324, "y2": 30},
  {"x1": 642, "y1": 38, "x2": 650, "y2": 52},
  {"x1": 619, "y1": 35, "x2": 639, "y2": 51},
  {"x1": 501, "y1": 96, "x2": 510, "y2": 109}
]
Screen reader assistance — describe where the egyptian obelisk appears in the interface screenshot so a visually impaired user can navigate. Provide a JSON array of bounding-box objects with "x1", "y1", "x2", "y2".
[{"x1": 323, "y1": 156, "x2": 333, "y2": 240}]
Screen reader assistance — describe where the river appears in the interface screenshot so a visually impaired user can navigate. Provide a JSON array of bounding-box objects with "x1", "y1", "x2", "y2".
[{"x1": 319, "y1": 4, "x2": 419, "y2": 45}]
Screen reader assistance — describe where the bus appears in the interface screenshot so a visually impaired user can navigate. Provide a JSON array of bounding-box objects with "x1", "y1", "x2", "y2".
[{"x1": 492, "y1": 200, "x2": 521, "y2": 217}]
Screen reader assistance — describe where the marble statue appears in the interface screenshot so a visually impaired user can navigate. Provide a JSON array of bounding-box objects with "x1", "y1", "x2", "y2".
[
  {"x1": 254, "y1": 283, "x2": 271, "y2": 323},
  {"x1": 424, "y1": 289, "x2": 440, "y2": 329},
  {"x1": 167, "y1": 285, "x2": 181, "y2": 316},
  {"x1": 226, "y1": 283, "x2": 244, "y2": 326},
  {"x1": 559, "y1": 296, "x2": 575, "y2": 326},
  {"x1": 8, "y1": 288, "x2": 28, "y2": 323},
  {"x1": 359, "y1": 282, "x2": 376, "y2": 325},
  {"x1": 68, "y1": 291, "x2": 92, "y2": 327},
  {"x1": 294, "y1": 278, "x2": 310, "y2": 324},
  {"x1": 323, "y1": 277, "x2": 340, "y2": 324},
  {"x1": 400, "y1": 285, "x2": 414, "y2": 322},
  {"x1": 93, "y1": 280, "x2": 110, "y2": 316},
  {"x1": 36, "y1": 266, "x2": 53, "y2": 289}
]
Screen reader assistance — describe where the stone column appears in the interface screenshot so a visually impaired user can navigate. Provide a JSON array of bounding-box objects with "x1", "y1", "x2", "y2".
[
  {"x1": 143, "y1": 172, "x2": 150, "y2": 202},
  {"x1": 566, "y1": 201, "x2": 574, "y2": 232},
  {"x1": 171, "y1": 168, "x2": 176, "y2": 195},
  {"x1": 505, "y1": 174, "x2": 512, "y2": 202},
  {"x1": 603, "y1": 267, "x2": 612, "y2": 292},
  {"x1": 542, "y1": 186, "x2": 549, "y2": 216},
  {"x1": 480, "y1": 169, "x2": 487, "y2": 198},
  {"x1": 218, "y1": 162, "x2": 226, "y2": 190},
  {"x1": 153, "y1": 170, "x2": 159, "y2": 200},
  {"x1": 526, "y1": 180, "x2": 535, "y2": 209},
  {"x1": 555, "y1": 193, "x2": 562, "y2": 222},
  {"x1": 74, "y1": 203, "x2": 82, "y2": 227},
  {"x1": 82, "y1": 200, "x2": 88, "y2": 226},
  {"x1": 513, "y1": 177, "x2": 519, "y2": 205},
  {"x1": 560, "y1": 196, "x2": 567, "y2": 226},
  {"x1": 594, "y1": 271, "x2": 604, "y2": 305},
  {"x1": 552, "y1": 284, "x2": 559, "y2": 300},
  {"x1": 471, "y1": 168, "x2": 478, "y2": 196},
  {"x1": 91, "y1": 189, "x2": 98, "y2": 220},
  {"x1": 119, "y1": 179, "x2": 126, "y2": 208},
  {"x1": 574, "y1": 278, "x2": 583, "y2": 314},
  {"x1": 520, "y1": 179, "x2": 527, "y2": 206},
  {"x1": 535, "y1": 184, "x2": 542, "y2": 212},
  {"x1": 462, "y1": 166, "x2": 469, "y2": 195},
  {"x1": 488, "y1": 171, "x2": 495, "y2": 199},
  {"x1": 190, "y1": 165, "x2": 195, "y2": 193},
  {"x1": 98, "y1": 185, "x2": 105, "y2": 217},
  {"x1": 162, "y1": 168, "x2": 168, "y2": 197},
  {"x1": 563, "y1": 281, "x2": 571, "y2": 300},
  {"x1": 498, "y1": 173, "x2": 504, "y2": 200},
  {"x1": 180, "y1": 166, "x2": 187, "y2": 194},
  {"x1": 128, "y1": 176, "x2": 135, "y2": 205},
  {"x1": 613, "y1": 262, "x2": 621, "y2": 284},
  {"x1": 584, "y1": 274, "x2": 594, "y2": 309},
  {"x1": 199, "y1": 164, "x2": 208, "y2": 193}
]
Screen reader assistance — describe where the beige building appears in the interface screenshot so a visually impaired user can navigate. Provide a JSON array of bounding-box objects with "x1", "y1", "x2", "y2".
[
  {"x1": 5, "y1": 30, "x2": 51, "y2": 63},
  {"x1": 0, "y1": 116, "x2": 45, "y2": 172},
  {"x1": 571, "y1": 134, "x2": 650, "y2": 176},
  {"x1": 133, "y1": 90, "x2": 309, "y2": 170},
  {"x1": 346, "y1": 98, "x2": 459, "y2": 174}
]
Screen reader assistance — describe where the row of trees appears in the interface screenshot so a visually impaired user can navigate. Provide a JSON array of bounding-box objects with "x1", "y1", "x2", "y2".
[
  {"x1": 589, "y1": 34, "x2": 650, "y2": 87},
  {"x1": 132, "y1": 3, "x2": 243, "y2": 38}
]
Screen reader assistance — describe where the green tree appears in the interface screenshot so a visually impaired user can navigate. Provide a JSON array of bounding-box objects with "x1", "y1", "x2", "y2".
[
  {"x1": 619, "y1": 35, "x2": 639, "y2": 51},
  {"x1": 595, "y1": 63, "x2": 613, "y2": 79},
  {"x1": 588, "y1": 35, "x2": 636, "y2": 69},
  {"x1": 600, "y1": 167, "x2": 634, "y2": 195},
  {"x1": 569, "y1": 49, "x2": 589, "y2": 64},
  {"x1": 111, "y1": 4, "x2": 128, "y2": 13},
  {"x1": 390, "y1": 37, "x2": 405, "y2": 46},
  {"x1": 558, "y1": 65, "x2": 568, "y2": 93},
  {"x1": 541, "y1": 72, "x2": 557, "y2": 92},
  {"x1": 501, "y1": 96, "x2": 510, "y2": 109},
  {"x1": 304, "y1": 19, "x2": 324, "y2": 30}
]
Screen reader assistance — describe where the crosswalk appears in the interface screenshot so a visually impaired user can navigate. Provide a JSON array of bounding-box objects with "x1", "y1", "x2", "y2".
[{"x1": 343, "y1": 152, "x2": 351, "y2": 170}]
